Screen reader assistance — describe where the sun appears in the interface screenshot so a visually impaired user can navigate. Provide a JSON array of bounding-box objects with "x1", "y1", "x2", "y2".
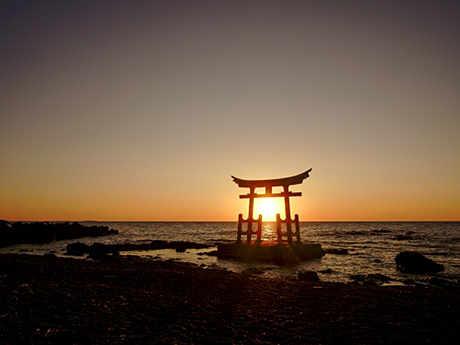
[{"x1": 255, "y1": 199, "x2": 280, "y2": 221}]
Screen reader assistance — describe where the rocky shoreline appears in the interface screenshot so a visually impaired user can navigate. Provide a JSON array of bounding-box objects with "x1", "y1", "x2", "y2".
[
  {"x1": 1, "y1": 254, "x2": 459, "y2": 344},
  {"x1": 0, "y1": 220, "x2": 118, "y2": 247},
  {"x1": 64, "y1": 240, "x2": 213, "y2": 258}
]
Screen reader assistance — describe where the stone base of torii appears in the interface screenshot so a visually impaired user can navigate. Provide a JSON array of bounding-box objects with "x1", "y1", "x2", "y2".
[{"x1": 216, "y1": 241, "x2": 324, "y2": 263}]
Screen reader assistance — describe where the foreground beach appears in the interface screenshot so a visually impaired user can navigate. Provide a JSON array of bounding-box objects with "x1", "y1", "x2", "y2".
[{"x1": 1, "y1": 254, "x2": 458, "y2": 344}]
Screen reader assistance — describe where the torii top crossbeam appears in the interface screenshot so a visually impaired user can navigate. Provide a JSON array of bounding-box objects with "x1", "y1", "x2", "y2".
[{"x1": 231, "y1": 169, "x2": 312, "y2": 189}]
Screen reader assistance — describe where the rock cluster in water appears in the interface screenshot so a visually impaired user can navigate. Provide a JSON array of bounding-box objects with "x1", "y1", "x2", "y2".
[
  {"x1": 395, "y1": 251, "x2": 444, "y2": 273},
  {"x1": 64, "y1": 240, "x2": 213, "y2": 258},
  {"x1": 0, "y1": 220, "x2": 118, "y2": 247},
  {"x1": 298, "y1": 270, "x2": 320, "y2": 282},
  {"x1": 324, "y1": 248, "x2": 349, "y2": 255},
  {"x1": 349, "y1": 273, "x2": 393, "y2": 285}
]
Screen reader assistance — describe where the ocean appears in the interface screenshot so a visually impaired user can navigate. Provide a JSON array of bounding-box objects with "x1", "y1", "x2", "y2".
[{"x1": 1, "y1": 222, "x2": 459, "y2": 285}]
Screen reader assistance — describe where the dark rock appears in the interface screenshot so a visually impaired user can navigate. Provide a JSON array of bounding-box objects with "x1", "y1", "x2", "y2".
[
  {"x1": 319, "y1": 269, "x2": 333, "y2": 274},
  {"x1": 402, "y1": 279, "x2": 432, "y2": 287},
  {"x1": 349, "y1": 274, "x2": 366, "y2": 281},
  {"x1": 403, "y1": 279, "x2": 417, "y2": 286},
  {"x1": 349, "y1": 273, "x2": 392, "y2": 285},
  {"x1": 88, "y1": 250, "x2": 108, "y2": 260},
  {"x1": 201, "y1": 250, "x2": 218, "y2": 256},
  {"x1": 65, "y1": 242, "x2": 90, "y2": 256},
  {"x1": 426, "y1": 277, "x2": 460, "y2": 289},
  {"x1": 175, "y1": 246, "x2": 187, "y2": 253},
  {"x1": 394, "y1": 235, "x2": 414, "y2": 240},
  {"x1": 242, "y1": 267, "x2": 264, "y2": 275},
  {"x1": 90, "y1": 242, "x2": 109, "y2": 253},
  {"x1": 345, "y1": 231, "x2": 364, "y2": 236},
  {"x1": 325, "y1": 248, "x2": 349, "y2": 255},
  {"x1": 81, "y1": 241, "x2": 213, "y2": 253},
  {"x1": 371, "y1": 229, "x2": 391, "y2": 234},
  {"x1": 298, "y1": 271, "x2": 320, "y2": 282},
  {"x1": 170, "y1": 241, "x2": 210, "y2": 250},
  {"x1": 393, "y1": 231, "x2": 416, "y2": 240},
  {"x1": 0, "y1": 221, "x2": 119, "y2": 248},
  {"x1": 150, "y1": 240, "x2": 168, "y2": 246},
  {"x1": 0, "y1": 220, "x2": 13, "y2": 247},
  {"x1": 395, "y1": 251, "x2": 444, "y2": 273},
  {"x1": 364, "y1": 274, "x2": 392, "y2": 285}
]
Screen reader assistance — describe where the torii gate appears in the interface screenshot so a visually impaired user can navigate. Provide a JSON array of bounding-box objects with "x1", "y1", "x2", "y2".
[{"x1": 231, "y1": 169, "x2": 312, "y2": 244}]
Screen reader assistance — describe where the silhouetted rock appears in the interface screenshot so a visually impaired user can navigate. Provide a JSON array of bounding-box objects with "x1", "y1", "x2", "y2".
[
  {"x1": 83, "y1": 241, "x2": 212, "y2": 253},
  {"x1": 0, "y1": 220, "x2": 13, "y2": 247},
  {"x1": 394, "y1": 234, "x2": 414, "y2": 240},
  {"x1": 298, "y1": 271, "x2": 320, "y2": 282},
  {"x1": 371, "y1": 229, "x2": 392, "y2": 234},
  {"x1": 395, "y1": 251, "x2": 444, "y2": 273},
  {"x1": 325, "y1": 248, "x2": 349, "y2": 255},
  {"x1": 88, "y1": 250, "x2": 108, "y2": 260},
  {"x1": 350, "y1": 273, "x2": 392, "y2": 285},
  {"x1": 0, "y1": 220, "x2": 10, "y2": 229},
  {"x1": 175, "y1": 245, "x2": 187, "y2": 252},
  {"x1": 0, "y1": 221, "x2": 119, "y2": 247},
  {"x1": 90, "y1": 242, "x2": 108, "y2": 253},
  {"x1": 345, "y1": 231, "x2": 364, "y2": 236},
  {"x1": 62, "y1": 240, "x2": 214, "y2": 259},
  {"x1": 200, "y1": 250, "x2": 218, "y2": 256},
  {"x1": 242, "y1": 267, "x2": 264, "y2": 275},
  {"x1": 425, "y1": 277, "x2": 460, "y2": 289},
  {"x1": 65, "y1": 242, "x2": 90, "y2": 256},
  {"x1": 402, "y1": 277, "x2": 460, "y2": 289}
]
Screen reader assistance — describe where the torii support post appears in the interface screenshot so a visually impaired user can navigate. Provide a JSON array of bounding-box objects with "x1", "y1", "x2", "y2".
[
  {"x1": 246, "y1": 187, "x2": 255, "y2": 244},
  {"x1": 294, "y1": 214, "x2": 301, "y2": 243},
  {"x1": 256, "y1": 214, "x2": 263, "y2": 243},
  {"x1": 276, "y1": 213, "x2": 301, "y2": 244},
  {"x1": 237, "y1": 213, "x2": 262, "y2": 244},
  {"x1": 283, "y1": 185, "x2": 293, "y2": 244},
  {"x1": 237, "y1": 214, "x2": 243, "y2": 243},
  {"x1": 276, "y1": 213, "x2": 282, "y2": 244},
  {"x1": 232, "y1": 169, "x2": 312, "y2": 244}
]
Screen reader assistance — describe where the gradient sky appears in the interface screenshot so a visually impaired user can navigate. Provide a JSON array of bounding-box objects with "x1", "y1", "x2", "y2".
[{"x1": 1, "y1": 0, "x2": 459, "y2": 221}]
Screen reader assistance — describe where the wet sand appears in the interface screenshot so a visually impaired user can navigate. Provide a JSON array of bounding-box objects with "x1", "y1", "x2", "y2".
[{"x1": 0, "y1": 254, "x2": 459, "y2": 344}]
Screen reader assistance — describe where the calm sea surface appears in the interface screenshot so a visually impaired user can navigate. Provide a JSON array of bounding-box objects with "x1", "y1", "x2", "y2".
[{"x1": 1, "y1": 222, "x2": 459, "y2": 284}]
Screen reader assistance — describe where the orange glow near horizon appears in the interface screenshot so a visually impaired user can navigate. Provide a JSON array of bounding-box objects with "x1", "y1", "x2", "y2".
[{"x1": 254, "y1": 199, "x2": 284, "y2": 222}]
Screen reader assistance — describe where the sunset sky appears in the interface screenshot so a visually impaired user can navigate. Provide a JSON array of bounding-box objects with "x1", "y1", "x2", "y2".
[{"x1": 1, "y1": 1, "x2": 459, "y2": 221}]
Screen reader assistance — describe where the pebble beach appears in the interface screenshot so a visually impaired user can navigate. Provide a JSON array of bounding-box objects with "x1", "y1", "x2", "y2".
[{"x1": 1, "y1": 254, "x2": 459, "y2": 344}]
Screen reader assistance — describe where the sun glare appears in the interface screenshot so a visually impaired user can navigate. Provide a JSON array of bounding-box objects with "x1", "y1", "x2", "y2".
[{"x1": 255, "y1": 199, "x2": 281, "y2": 221}]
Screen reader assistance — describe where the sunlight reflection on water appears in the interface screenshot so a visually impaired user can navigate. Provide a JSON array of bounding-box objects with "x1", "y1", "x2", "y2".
[{"x1": 1, "y1": 222, "x2": 459, "y2": 283}]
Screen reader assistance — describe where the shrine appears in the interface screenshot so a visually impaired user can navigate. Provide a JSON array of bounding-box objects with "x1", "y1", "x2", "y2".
[{"x1": 217, "y1": 169, "x2": 324, "y2": 262}]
